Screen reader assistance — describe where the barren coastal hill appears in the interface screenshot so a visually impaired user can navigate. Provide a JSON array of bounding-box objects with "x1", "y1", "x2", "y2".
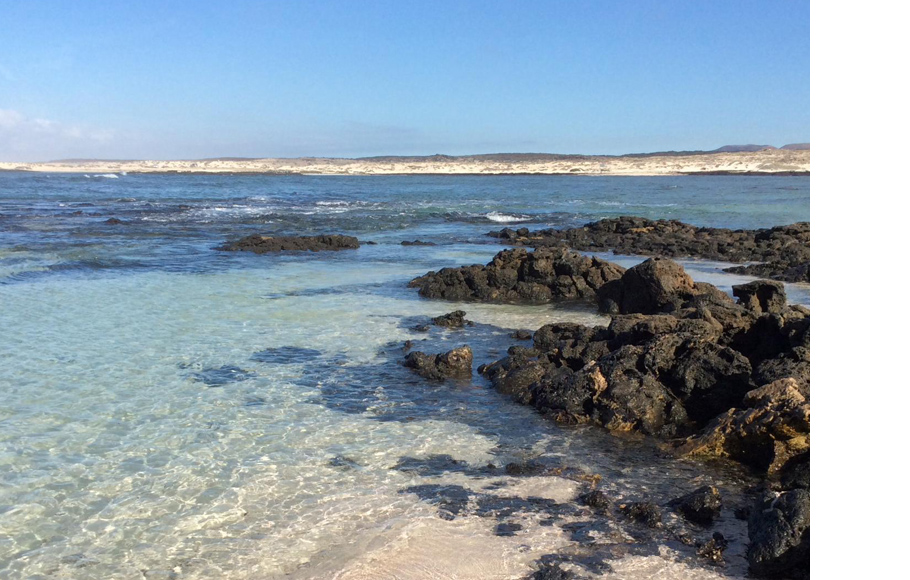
[{"x1": 0, "y1": 144, "x2": 809, "y2": 175}]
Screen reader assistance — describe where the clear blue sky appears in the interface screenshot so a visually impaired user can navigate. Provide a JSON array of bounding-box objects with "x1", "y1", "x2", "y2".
[{"x1": 0, "y1": 0, "x2": 809, "y2": 161}]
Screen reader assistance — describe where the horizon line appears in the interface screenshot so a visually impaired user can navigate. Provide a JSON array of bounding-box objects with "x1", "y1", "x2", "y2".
[{"x1": 15, "y1": 143, "x2": 809, "y2": 165}]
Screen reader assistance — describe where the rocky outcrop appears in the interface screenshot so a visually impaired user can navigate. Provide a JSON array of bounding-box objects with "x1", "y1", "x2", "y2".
[
  {"x1": 598, "y1": 257, "x2": 701, "y2": 314},
  {"x1": 489, "y1": 216, "x2": 809, "y2": 283},
  {"x1": 480, "y1": 323, "x2": 753, "y2": 438},
  {"x1": 409, "y1": 247, "x2": 625, "y2": 303},
  {"x1": 218, "y1": 234, "x2": 361, "y2": 253},
  {"x1": 732, "y1": 280, "x2": 788, "y2": 315},
  {"x1": 478, "y1": 258, "x2": 808, "y2": 465},
  {"x1": 676, "y1": 378, "x2": 809, "y2": 474},
  {"x1": 593, "y1": 258, "x2": 810, "y2": 396},
  {"x1": 404, "y1": 346, "x2": 473, "y2": 380},
  {"x1": 747, "y1": 489, "x2": 810, "y2": 578},
  {"x1": 727, "y1": 261, "x2": 809, "y2": 286},
  {"x1": 430, "y1": 310, "x2": 473, "y2": 328},
  {"x1": 778, "y1": 452, "x2": 810, "y2": 492}
]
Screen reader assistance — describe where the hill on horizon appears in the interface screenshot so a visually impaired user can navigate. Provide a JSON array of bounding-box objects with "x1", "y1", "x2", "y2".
[{"x1": 44, "y1": 144, "x2": 809, "y2": 164}]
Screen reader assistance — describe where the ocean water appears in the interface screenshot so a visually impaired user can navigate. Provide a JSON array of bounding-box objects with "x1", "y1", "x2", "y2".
[{"x1": 0, "y1": 173, "x2": 808, "y2": 579}]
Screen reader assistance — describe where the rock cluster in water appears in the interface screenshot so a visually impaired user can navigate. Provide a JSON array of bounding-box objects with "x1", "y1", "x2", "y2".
[
  {"x1": 462, "y1": 257, "x2": 809, "y2": 577},
  {"x1": 489, "y1": 216, "x2": 810, "y2": 283},
  {"x1": 218, "y1": 234, "x2": 361, "y2": 253},
  {"x1": 406, "y1": 238, "x2": 809, "y2": 576},
  {"x1": 409, "y1": 247, "x2": 626, "y2": 303},
  {"x1": 404, "y1": 346, "x2": 474, "y2": 380}
]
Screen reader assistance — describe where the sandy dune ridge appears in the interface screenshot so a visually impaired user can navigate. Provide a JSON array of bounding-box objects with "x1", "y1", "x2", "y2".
[{"x1": 0, "y1": 149, "x2": 808, "y2": 176}]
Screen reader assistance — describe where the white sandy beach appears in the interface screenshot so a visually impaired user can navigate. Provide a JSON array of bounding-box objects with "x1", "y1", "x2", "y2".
[{"x1": 0, "y1": 149, "x2": 809, "y2": 176}]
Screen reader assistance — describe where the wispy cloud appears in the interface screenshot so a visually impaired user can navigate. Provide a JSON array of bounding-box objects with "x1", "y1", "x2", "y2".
[{"x1": 0, "y1": 109, "x2": 116, "y2": 161}]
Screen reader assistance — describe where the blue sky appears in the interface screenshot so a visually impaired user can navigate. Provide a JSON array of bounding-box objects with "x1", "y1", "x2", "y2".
[{"x1": 0, "y1": 1, "x2": 809, "y2": 161}]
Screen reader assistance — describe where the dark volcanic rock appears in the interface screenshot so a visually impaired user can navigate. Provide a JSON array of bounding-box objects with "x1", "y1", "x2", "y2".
[
  {"x1": 618, "y1": 502, "x2": 662, "y2": 528},
  {"x1": 409, "y1": 247, "x2": 625, "y2": 303},
  {"x1": 697, "y1": 532, "x2": 729, "y2": 566},
  {"x1": 728, "y1": 307, "x2": 810, "y2": 370},
  {"x1": 504, "y1": 461, "x2": 548, "y2": 477},
  {"x1": 219, "y1": 234, "x2": 361, "y2": 253},
  {"x1": 404, "y1": 346, "x2": 473, "y2": 380},
  {"x1": 591, "y1": 347, "x2": 691, "y2": 437},
  {"x1": 494, "y1": 522, "x2": 523, "y2": 536},
  {"x1": 669, "y1": 486, "x2": 723, "y2": 526},
  {"x1": 754, "y1": 347, "x2": 810, "y2": 398},
  {"x1": 677, "y1": 378, "x2": 810, "y2": 474},
  {"x1": 533, "y1": 323, "x2": 612, "y2": 370},
  {"x1": 732, "y1": 280, "x2": 788, "y2": 314},
  {"x1": 778, "y1": 451, "x2": 810, "y2": 492},
  {"x1": 646, "y1": 335, "x2": 753, "y2": 423},
  {"x1": 577, "y1": 489, "x2": 612, "y2": 510},
  {"x1": 482, "y1": 316, "x2": 755, "y2": 437},
  {"x1": 598, "y1": 257, "x2": 699, "y2": 314},
  {"x1": 747, "y1": 489, "x2": 810, "y2": 578},
  {"x1": 527, "y1": 563, "x2": 576, "y2": 580},
  {"x1": 474, "y1": 258, "x2": 809, "y2": 475},
  {"x1": 401, "y1": 240, "x2": 436, "y2": 246},
  {"x1": 431, "y1": 310, "x2": 473, "y2": 328},
  {"x1": 489, "y1": 216, "x2": 809, "y2": 283},
  {"x1": 726, "y1": 261, "x2": 809, "y2": 284},
  {"x1": 104, "y1": 217, "x2": 126, "y2": 225}
]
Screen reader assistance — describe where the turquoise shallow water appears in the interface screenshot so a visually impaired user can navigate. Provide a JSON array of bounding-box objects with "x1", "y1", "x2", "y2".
[{"x1": 0, "y1": 174, "x2": 808, "y2": 579}]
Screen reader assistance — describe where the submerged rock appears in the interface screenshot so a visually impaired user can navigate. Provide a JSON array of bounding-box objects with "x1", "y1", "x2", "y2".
[
  {"x1": 430, "y1": 310, "x2": 474, "y2": 328},
  {"x1": 527, "y1": 563, "x2": 577, "y2": 580},
  {"x1": 218, "y1": 234, "x2": 361, "y2": 253},
  {"x1": 409, "y1": 247, "x2": 625, "y2": 303},
  {"x1": 404, "y1": 346, "x2": 473, "y2": 380},
  {"x1": 747, "y1": 489, "x2": 810, "y2": 578},
  {"x1": 489, "y1": 216, "x2": 809, "y2": 283},
  {"x1": 697, "y1": 532, "x2": 729, "y2": 566},
  {"x1": 618, "y1": 502, "x2": 662, "y2": 528},
  {"x1": 577, "y1": 489, "x2": 612, "y2": 510},
  {"x1": 669, "y1": 486, "x2": 723, "y2": 526},
  {"x1": 401, "y1": 239, "x2": 436, "y2": 246}
]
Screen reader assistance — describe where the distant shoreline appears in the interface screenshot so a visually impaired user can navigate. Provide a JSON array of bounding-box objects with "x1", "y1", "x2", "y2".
[
  {"x1": 0, "y1": 149, "x2": 809, "y2": 176},
  {"x1": 0, "y1": 169, "x2": 810, "y2": 177}
]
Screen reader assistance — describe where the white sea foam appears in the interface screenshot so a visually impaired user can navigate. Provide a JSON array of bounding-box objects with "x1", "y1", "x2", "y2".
[
  {"x1": 483, "y1": 211, "x2": 532, "y2": 223},
  {"x1": 84, "y1": 173, "x2": 120, "y2": 179}
]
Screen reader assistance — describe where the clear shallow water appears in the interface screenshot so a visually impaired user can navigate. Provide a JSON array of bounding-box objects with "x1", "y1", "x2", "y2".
[{"x1": 0, "y1": 174, "x2": 808, "y2": 579}]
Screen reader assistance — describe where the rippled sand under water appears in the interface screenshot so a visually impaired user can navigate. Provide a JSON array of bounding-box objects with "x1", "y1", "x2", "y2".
[{"x1": 2, "y1": 255, "x2": 776, "y2": 579}]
